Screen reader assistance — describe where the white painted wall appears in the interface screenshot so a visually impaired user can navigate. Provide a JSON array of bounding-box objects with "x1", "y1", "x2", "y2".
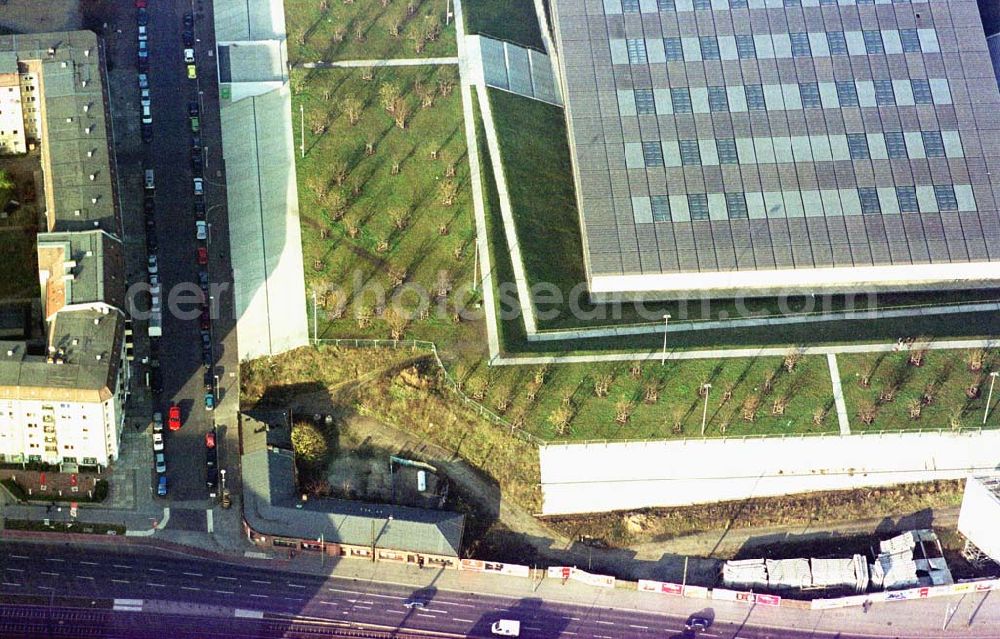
[
  {"x1": 957, "y1": 475, "x2": 1000, "y2": 563},
  {"x1": 538, "y1": 431, "x2": 1000, "y2": 515}
]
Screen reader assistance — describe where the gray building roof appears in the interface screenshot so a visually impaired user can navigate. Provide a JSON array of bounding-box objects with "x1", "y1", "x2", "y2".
[
  {"x1": 37, "y1": 229, "x2": 125, "y2": 317},
  {"x1": 549, "y1": 0, "x2": 1000, "y2": 297},
  {"x1": 0, "y1": 31, "x2": 118, "y2": 235},
  {"x1": 240, "y1": 413, "x2": 465, "y2": 557},
  {"x1": 0, "y1": 307, "x2": 123, "y2": 402}
]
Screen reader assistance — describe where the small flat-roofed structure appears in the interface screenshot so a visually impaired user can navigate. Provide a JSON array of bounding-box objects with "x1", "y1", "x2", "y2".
[{"x1": 548, "y1": 0, "x2": 1000, "y2": 300}]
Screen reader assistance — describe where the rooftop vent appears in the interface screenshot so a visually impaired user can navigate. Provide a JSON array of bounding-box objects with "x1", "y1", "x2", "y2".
[
  {"x1": 95, "y1": 354, "x2": 102, "y2": 361},
  {"x1": 84, "y1": 49, "x2": 90, "y2": 57},
  {"x1": 85, "y1": 125, "x2": 92, "y2": 134},
  {"x1": 81, "y1": 79, "x2": 88, "y2": 87},
  {"x1": 86, "y1": 150, "x2": 93, "y2": 157},
  {"x1": 93, "y1": 318, "x2": 100, "y2": 325},
  {"x1": 90, "y1": 197, "x2": 98, "y2": 204},
  {"x1": 60, "y1": 61, "x2": 67, "y2": 68},
  {"x1": 83, "y1": 104, "x2": 90, "y2": 113},
  {"x1": 84, "y1": 250, "x2": 93, "y2": 257},
  {"x1": 6, "y1": 350, "x2": 13, "y2": 357},
  {"x1": 74, "y1": 209, "x2": 81, "y2": 216},
  {"x1": 63, "y1": 260, "x2": 77, "y2": 269},
  {"x1": 47, "y1": 47, "x2": 55, "y2": 57},
  {"x1": 89, "y1": 173, "x2": 96, "y2": 181},
  {"x1": 72, "y1": 339, "x2": 79, "y2": 346},
  {"x1": 65, "y1": 117, "x2": 72, "y2": 123}
]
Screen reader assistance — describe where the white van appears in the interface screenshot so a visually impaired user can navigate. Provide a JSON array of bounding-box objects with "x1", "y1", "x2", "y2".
[
  {"x1": 491, "y1": 620, "x2": 520, "y2": 637},
  {"x1": 144, "y1": 169, "x2": 155, "y2": 190}
]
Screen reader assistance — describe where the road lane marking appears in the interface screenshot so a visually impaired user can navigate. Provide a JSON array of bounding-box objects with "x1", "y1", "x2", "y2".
[
  {"x1": 250, "y1": 594, "x2": 268, "y2": 598},
  {"x1": 385, "y1": 610, "x2": 404, "y2": 615},
  {"x1": 252, "y1": 579, "x2": 270, "y2": 585},
  {"x1": 425, "y1": 609, "x2": 448, "y2": 614},
  {"x1": 453, "y1": 618, "x2": 474, "y2": 623},
  {"x1": 206, "y1": 509, "x2": 214, "y2": 534},
  {"x1": 595, "y1": 621, "x2": 615, "y2": 625},
  {"x1": 1, "y1": 582, "x2": 20, "y2": 587},
  {"x1": 319, "y1": 601, "x2": 337, "y2": 606},
  {"x1": 327, "y1": 587, "x2": 405, "y2": 601},
  {"x1": 629, "y1": 625, "x2": 649, "y2": 630},
  {"x1": 283, "y1": 597, "x2": 305, "y2": 602},
  {"x1": 149, "y1": 568, "x2": 165, "y2": 573},
  {"x1": 596, "y1": 635, "x2": 613, "y2": 639},
  {"x1": 45, "y1": 558, "x2": 64, "y2": 563},
  {"x1": 38, "y1": 586, "x2": 54, "y2": 590},
  {"x1": 416, "y1": 613, "x2": 436, "y2": 618},
  {"x1": 181, "y1": 586, "x2": 200, "y2": 591},
  {"x1": 525, "y1": 627, "x2": 542, "y2": 632},
  {"x1": 437, "y1": 601, "x2": 476, "y2": 609},
  {"x1": 287, "y1": 583, "x2": 305, "y2": 588},
  {"x1": 80, "y1": 561, "x2": 98, "y2": 566},
  {"x1": 355, "y1": 605, "x2": 372, "y2": 610},
  {"x1": 217, "y1": 576, "x2": 237, "y2": 581},
  {"x1": 40, "y1": 572, "x2": 59, "y2": 577},
  {"x1": 113, "y1": 565, "x2": 130, "y2": 570},
  {"x1": 112, "y1": 579, "x2": 130, "y2": 584},
  {"x1": 183, "y1": 572, "x2": 203, "y2": 577},
  {"x1": 215, "y1": 590, "x2": 235, "y2": 594},
  {"x1": 76, "y1": 575, "x2": 95, "y2": 580},
  {"x1": 568, "y1": 617, "x2": 581, "y2": 621},
  {"x1": 563, "y1": 633, "x2": 577, "y2": 636},
  {"x1": 9, "y1": 555, "x2": 27, "y2": 559},
  {"x1": 147, "y1": 583, "x2": 165, "y2": 587},
  {"x1": 5, "y1": 568, "x2": 24, "y2": 573}
]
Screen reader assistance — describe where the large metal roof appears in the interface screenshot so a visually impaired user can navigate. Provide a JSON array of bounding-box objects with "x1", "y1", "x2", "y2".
[{"x1": 548, "y1": 0, "x2": 1000, "y2": 297}]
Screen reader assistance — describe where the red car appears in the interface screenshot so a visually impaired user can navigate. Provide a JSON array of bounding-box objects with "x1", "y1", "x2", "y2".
[
  {"x1": 205, "y1": 432, "x2": 216, "y2": 448},
  {"x1": 168, "y1": 404, "x2": 181, "y2": 431},
  {"x1": 197, "y1": 246, "x2": 208, "y2": 265},
  {"x1": 135, "y1": 0, "x2": 147, "y2": 7}
]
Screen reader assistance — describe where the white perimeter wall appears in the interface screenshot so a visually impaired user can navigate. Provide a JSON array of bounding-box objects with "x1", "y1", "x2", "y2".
[
  {"x1": 957, "y1": 475, "x2": 1000, "y2": 563},
  {"x1": 539, "y1": 431, "x2": 1000, "y2": 515}
]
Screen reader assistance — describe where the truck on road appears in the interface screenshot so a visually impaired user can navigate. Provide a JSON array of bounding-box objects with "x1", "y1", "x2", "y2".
[{"x1": 491, "y1": 620, "x2": 520, "y2": 637}]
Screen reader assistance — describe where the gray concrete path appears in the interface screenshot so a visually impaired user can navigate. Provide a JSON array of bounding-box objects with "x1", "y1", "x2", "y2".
[
  {"x1": 302, "y1": 57, "x2": 458, "y2": 68},
  {"x1": 495, "y1": 337, "x2": 998, "y2": 366},
  {"x1": 827, "y1": 353, "x2": 851, "y2": 435},
  {"x1": 454, "y1": 0, "x2": 501, "y2": 360}
]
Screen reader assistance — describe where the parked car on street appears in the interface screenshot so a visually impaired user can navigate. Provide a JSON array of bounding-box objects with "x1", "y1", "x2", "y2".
[
  {"x1": 155, "y1": 452, "x2": 166, "y2": 474},
  {"x1": 147, "y1": 254, "x2": 158, "y2": 274},
  {"x1": 193, "y1": 177, "x2": 204, "y2": 196},
  {"x1": 184, "y1": 48, "x2": 195, "y2": 63},
  {"x1": 138, "y1": 24, "x2": 148, "y2": 42},
  {"x1": 196, "y1": 220, "x2": 207, "y2": 240},
  {"x1": 188, "y1": 101, "x2": 199, "y2": 116},
  {"x1": 152, "y1": 411, "x2": 163, "y2": 433},
  {"x1": 197, "y1": 246, "x2": 208, "y2": 265},
  {"x1": 138, "y1": 72, "x2": 149, "y2": 89},
  {"x1": 157, "y1": 475, "x2": 168, "y2": 496},
  {"x1": 137, "y1": 7, "x2": 148, "y2": 25},
  {"x1": 187, "y1": 64, "x2": 197, "y2": 79},
  {"x1": 140, "y1": 87, "x2": 151, "y2": 108},
  {"x1": 190, "y1": 116, "x2": 199, "y2": 133},
  {"x1": 168, "y1": 404, "x2": 181, "y2": 431},
  {"x1": 152, "y1": 432, "x2": 164, "y2": 452}
]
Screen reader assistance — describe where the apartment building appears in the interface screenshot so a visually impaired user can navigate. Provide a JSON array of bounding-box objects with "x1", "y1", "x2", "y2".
[{"x1": 0, "y1": 32, "x2": 127, "y2": 468}]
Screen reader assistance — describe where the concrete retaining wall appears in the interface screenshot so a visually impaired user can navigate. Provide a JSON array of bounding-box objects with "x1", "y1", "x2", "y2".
[{"x1": 539, "y1": 430, "x2": 1000, "y2": 515}]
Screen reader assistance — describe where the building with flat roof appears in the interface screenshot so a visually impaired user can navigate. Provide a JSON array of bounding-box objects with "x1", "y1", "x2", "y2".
[
  {"x1": 240, "y1": 412, "x2": 465, "y2": 566},
  {"x1": 548, "y1": 0, "x2": 1000, "y2": 300},
  {"x1": 213, "y1": 0, "x2": 308, "y2": 359},
  {"x1": 0, "y1": 31, "x2": 128, "y2": 468}
]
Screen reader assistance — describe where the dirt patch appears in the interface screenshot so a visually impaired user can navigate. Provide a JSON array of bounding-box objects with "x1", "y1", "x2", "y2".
[
  {"x1": 327, "y1": 453, "x2": 392, "y2": 501},
  {"x1": 0, "y1": 0, "x2": 82, "y2": 33}
]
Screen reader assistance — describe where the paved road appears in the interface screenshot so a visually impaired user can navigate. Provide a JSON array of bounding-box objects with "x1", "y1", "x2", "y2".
[
  {"x1": 99, "y1": 0, "x2": 235, "y2": 509},
  {"x1": 0, "y1": 541, "x2": 908, "y2": 639}
]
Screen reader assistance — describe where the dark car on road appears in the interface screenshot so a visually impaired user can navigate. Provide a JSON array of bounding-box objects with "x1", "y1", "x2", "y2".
[
  {"x1": 188, "y1": 101, "x2": 199, "y2": 117},
  {"x1": 685, "y1": 615, "x2": 711, "y2": 632}
]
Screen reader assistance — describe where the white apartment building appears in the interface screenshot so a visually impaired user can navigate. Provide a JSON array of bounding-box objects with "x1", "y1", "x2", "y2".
[
  {"x1": 0, "y1": 63, "x2": 26, "y2": 154},
  {"x1": 0, "y1": 308, "x2": 127, "y2": 467}
]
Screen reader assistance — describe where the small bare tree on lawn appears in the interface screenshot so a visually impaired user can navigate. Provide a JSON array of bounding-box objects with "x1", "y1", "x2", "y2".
[
  {"x1": 389, "y1": 208, "x2": 409, "y2": 230},
  {"x1": 435, "y1": 271, "x2": 452, "y2": 300},
  {"x1": 614, "y1": 397, "x2": 635, "y2": 425},
  {"x1": 950, "y1": 409, "x2": 963, "y2": 431},
  {"x1": 414, "y1": 81, "x2": 435, "y2": 109},
  {"x1": 333, "y1": 27, "x2": 346, "y2": 43},
  {"x1": 379, "y1": 83, "x2": 400, "y2": 114},
  {"x1": 742, "y1": 395, "x2": 760, "y2": 422},
  {"x1": 629, "y1": 362, "x2": 641, "y2": 378},
  {"x1": 772, "y1": 396, "x2": 788, "y2": 416},
  {"x1": 762, "y1": 370, "x2": 777, "y2": 396},
  {"x1": 324, "y1": 190, "x2": 347, "y2": 220},
  {"x1": 355, "y1": 305, "x2": 373, "y2": 329},
  {"x1": 858, "y1": 401, "x2": 878, "y2": 426},
  {"x1": 783, "y1": 347, "x2": 802, "y2": 373},
  {"x1": 341, "y1": 96, "x2": 362, "y2": 125},
  {"x1": 812, "y1": 405, "x2": 827, "y2": 427},
  {"x1": 389, "y1": 16, "x2": 402, "y2": 38},
  {"x1": 375, "y1": 236, "x2": 389, "y2": 253},
  {"x1": 967, "y1": 348, "x2": 986, "y2": 372},
  {"x1": 859, "y1": 360, "x2": 877, "y2": 388},
  {"x1": 354, "y1": 24, "x2": 365, "y2": 42},
  {"x1": 908, "y1": 399, "x2": 922, "y2": 420},
  {"x1": 392, "y1": 98, "x2": 411, "y2": 129},
  {"x1": 878, "y1": 384, "x2": 897, "y2": 404},
  {"x1": 593, "y1": 374, "x2": 612, "y2": 398},
  {"x1": 909, "y1": 336, "x2": 931, "y2": 367},
  {"x1": 387, "y1": 265, "x2": 407, "y2": 288},
  {"x1": 384, "y1": 307, "x2": 408, "y2": 341},
  {"x1": 967, "y1": 373, "x2": 983, "y2": 399},
  {"x1": 721, "y1": 383, "x2": 734, "y2": 404},
  {"x1": 669, "y1": 407, "x2": 684, "y2": 435},
  {"x1": 549, "y1": 406, "x2": 571, "y2": 436},
  {"x1": 331, "y1": 161, "x2": 348, "y2": 186},
  {"x1": 533, "y1": 365, "x2": 550, "y2": 385},
  {"x1": 438, "y1": 74, "x2": 456, "y2": 97},
  {"x1": 360, "y1": 67, "x2": 374, "y2": 82},
  {"x1": 642, "y1": 380, "x2": 660, "y2": 404},
  {"x1": 494, "y1": 385, "x2": 512, "y2": 414},
  {"x1": 922, "y1": 382, "x2": 937, "y2": 406},
  {"x1": 438, "y1": 180, "x2": 459, "y2": 205},
  {"x1": 465, "y1": 376, "x2": 487, "y2": 401},
  {"x1": 345, "y1": 215, "x2": 360, "y2": 238}
]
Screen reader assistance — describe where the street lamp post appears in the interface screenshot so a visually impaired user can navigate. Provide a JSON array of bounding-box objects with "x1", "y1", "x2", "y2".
[
  {"x1": 220, "y1": 468, "x2": 226, "y2": 494},
  {"x1": 984, "y1": 372, "x2": 999, "y2": 425},
  {"x1": 700, "y1": 383, "x2": 712, "y2": 436},
  {"x1": 660, "y1": 314, "x2": 671, "y2": 366}
]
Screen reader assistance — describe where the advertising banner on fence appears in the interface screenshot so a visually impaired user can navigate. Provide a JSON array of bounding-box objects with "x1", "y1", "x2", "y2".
[
  {"x1": 461, "y1": 559, "x2": 530, "y2": 578},
  {"x1": 683, "y1": 585, "x2": 709, "y2": 599},
  {"x1": 546, "y1": 567, "x2": 615, "y2": 588},
  {"x1": 638, "y1": 580, "x2": 684, "y2": 596}
]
